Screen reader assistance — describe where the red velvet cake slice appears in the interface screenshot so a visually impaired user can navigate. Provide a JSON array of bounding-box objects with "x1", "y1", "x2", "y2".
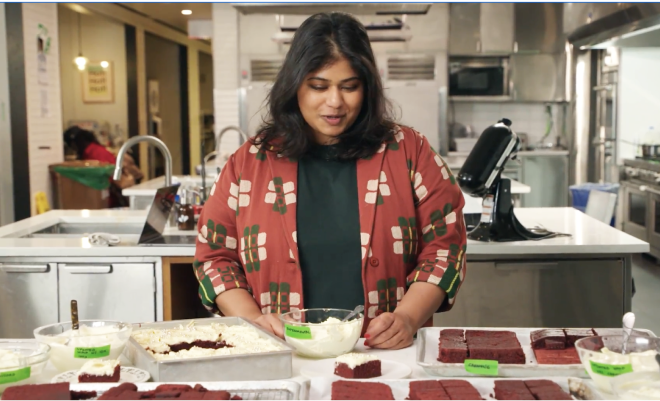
[
  {"x1": 530, "y1": 329, "x2": 567, "y2": 350},
  {"x1": 1, "y1": 383, "x2": 71, "y2": 400},
  {"x1": 563, "y1": 329, "x2": 596, "y2": 346},
  {"x1": 494, "y1": 380, "x2": 535, "y2": 400},
  {"x1": 77, "y1": 359, "x2": 120, "y2": 383},
  {"x1": 331, "y1": 380, "x2": 394, "y2": 400},
  {"x1": 98, "y1": 383, "x2": 138, "y2": 400},
  {"x1": 524, "y1": 380, "x2": 572, "y2": 400},
  {"x1": 334, "y1": 353, "x2": 381, "y2": 379},
  {"x1": 409, "y1": 380, "x2": 449, "y2": 400}
]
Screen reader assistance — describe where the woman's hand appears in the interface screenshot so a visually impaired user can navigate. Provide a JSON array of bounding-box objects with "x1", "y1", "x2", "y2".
[
  {"x1": 363, "y1": 311, "x2": 415, "y2": 350},
  {"x1": 252, "y1": 313, "x2": 285, "y2": 339}
]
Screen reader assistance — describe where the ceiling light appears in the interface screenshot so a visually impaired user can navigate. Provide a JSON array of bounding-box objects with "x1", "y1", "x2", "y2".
[
  {"x1": 181, "y1": 10, "x2": 192, "y2": 15},
  {"x1": 75, "y1": 55, "x2": 88, "y2": 71},
  {"x1": 100, "y1": 61, "x2": 109, "y2": 69}
]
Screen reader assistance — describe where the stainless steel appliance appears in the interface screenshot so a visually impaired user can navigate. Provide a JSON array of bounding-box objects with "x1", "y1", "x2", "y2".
[
  {"x1": 448, "y1": 56, "x2": 510, "y2": 101},
  {"x1": 378, "y1": 53, "x2": 447, "y2": 154},
  {"x1": 621, "y1": 158, "x2": 660, "y2": 259},
  {"x1": 0, "y1": 263, "x2": 58, "y2": 338}
]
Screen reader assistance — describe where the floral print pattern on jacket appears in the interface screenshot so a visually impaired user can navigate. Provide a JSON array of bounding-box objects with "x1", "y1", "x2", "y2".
[{"x1": 194, "y1": 125, "x2": 468, "y2": 328}]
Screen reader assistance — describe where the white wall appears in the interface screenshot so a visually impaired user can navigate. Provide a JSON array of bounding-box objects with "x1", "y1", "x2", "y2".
[
  {"x1": 212, "y1": 4, "x2": 241, "y2": 155},
  {"x1": 58, "y1": 7, "x2": 128, "y2": 138},
  {"x1": 452, "y1": 103, "x2": 563, "y2": 146},
  {"x1": 618, "y1": 48, "x2": 660, "y2": 163},
  {"x1": 22, "y1": 3, "x2": 64, "y2": 216},
  {"x1": 0, "y1": 4, "x2": 14, "y2": 225}
]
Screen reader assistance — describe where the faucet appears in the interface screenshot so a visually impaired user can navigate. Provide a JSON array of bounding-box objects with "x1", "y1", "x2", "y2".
[
  {"x1": 200, "y1": 125, "x2": 248, "y2": 202},
  {"x1": 113, "y1": 135, "x2": 173, "y2": 188}
]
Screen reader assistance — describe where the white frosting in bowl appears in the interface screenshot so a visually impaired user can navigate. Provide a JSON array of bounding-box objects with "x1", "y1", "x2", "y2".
[
  {"x1": 584, "y1": 347, "x2": 659, "y2": 393},
  {"x1": 35, "y1": 323, "x2": 130, "y2": 372},
  {"x1": 284, "y1": 317, "x2": 363, "y2": 359}
]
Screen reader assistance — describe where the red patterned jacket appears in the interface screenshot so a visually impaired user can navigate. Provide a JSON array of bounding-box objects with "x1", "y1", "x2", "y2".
[{"x1": 193, "y1": 125, "x2": 467, "y2": 329}]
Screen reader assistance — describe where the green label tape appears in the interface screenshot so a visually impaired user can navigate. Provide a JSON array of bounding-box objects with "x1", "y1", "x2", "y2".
[
  {"x1": 589, "y1": 360, "x2": 633, "y2": 377},
  {"x1": 464, "y1": 359, "x2": 499, "y2": 376},
  {"x1": 0, "y1": 366, "x2": 31, "y2": 385},
  {"x1": 74, "y1": 344, "x2": 111, "y2": 359},
  {"x1": 284, "y1": 324, "x2": 312, "y2": 340}
]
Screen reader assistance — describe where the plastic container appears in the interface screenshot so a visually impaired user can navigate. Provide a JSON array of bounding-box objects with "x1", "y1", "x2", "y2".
[
  {"x1": 279, "y1": 308, "x2": 364, "y2": 359},
  {"x1": 575, "y1": 334, "x2": 660, "y2": 394},
  {"x1": 569, "y1": 182, "x2": 620, "y2": 226},
  {"x1": 0, "y1": 341, "x2": 50, "y2": 394},
  {"x1": 33, "y1": 320, "x2": 132, "y2": 372}
]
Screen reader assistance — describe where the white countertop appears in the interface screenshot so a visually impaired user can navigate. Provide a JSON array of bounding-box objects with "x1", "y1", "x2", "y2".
[{"x1": 0, "y1": 208, "x2": 648, "y2": 257}]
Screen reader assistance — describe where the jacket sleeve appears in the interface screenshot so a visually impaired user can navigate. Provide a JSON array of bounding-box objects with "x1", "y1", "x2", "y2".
[
  {"x1": 193, "y1": 153, "x2": 251, "y2": 313},
  {"x1": 406, "y1": 131, "x2": 468, "y2": 312}
]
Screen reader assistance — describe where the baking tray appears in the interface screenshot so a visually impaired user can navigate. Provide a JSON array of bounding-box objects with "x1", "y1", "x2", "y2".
[
  {"x1": 70, "y1": 379, "x2": 309, "y2": 400},
  {"x1": 125, "y1": 317, "x2": 295, "y2": 382},
  {"x1": 308, "y1": 377, "x2": 586, "y2": 400},
  {"x1": 416, "y1": 327, "x2": 657, "y2": 378}
]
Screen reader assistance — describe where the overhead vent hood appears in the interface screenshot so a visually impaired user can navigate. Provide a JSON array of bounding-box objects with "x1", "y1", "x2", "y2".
[
  {"x1": 272, "y1": 18, "x2": 413, "y2": 43},
  {"x1": 250, "y1": 59, "x2": 283, "y2": 82},
  {"x1": 568, "y1": 3, "x2": 660, "y2": 49},
  {"x1": 387, "y1": 55, "x2": 435, "y2": 80},
  {"x1": 231, "y1": 3, "x2": 431, "y2": 16}
]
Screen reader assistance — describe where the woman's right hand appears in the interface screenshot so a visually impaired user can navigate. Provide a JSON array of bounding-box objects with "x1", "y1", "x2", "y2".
[{"x1": 252, "y1": 313, "x2": 284, "y2": 339}]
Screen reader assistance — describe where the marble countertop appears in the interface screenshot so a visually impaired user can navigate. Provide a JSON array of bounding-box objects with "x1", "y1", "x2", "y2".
[{"x1": 0, "y1": 208, "x2": 648, "y2": 257}]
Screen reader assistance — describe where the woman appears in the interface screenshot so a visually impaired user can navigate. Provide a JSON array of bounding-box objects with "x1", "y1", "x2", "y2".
[
  {"x1": 194, "y1": 12, "x2": 467, "y2": 350},
  {"x1": 63, "y1": 126, "x2": 144, "y2": 207}
]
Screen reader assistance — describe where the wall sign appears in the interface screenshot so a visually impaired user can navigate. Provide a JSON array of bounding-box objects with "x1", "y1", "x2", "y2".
[{"x1": 81, "y1": 61, "x2": 114, "y2": 103}]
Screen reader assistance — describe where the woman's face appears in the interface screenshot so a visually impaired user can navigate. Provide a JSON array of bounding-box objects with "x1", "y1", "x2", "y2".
[{"x1": 297, "y1": 56, "x2": 364, "y2": 145}]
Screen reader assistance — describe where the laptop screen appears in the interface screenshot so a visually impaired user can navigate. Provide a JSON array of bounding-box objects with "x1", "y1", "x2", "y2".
[{"x1": 138, "y1": 184, "x2": 181, "y2": 244}]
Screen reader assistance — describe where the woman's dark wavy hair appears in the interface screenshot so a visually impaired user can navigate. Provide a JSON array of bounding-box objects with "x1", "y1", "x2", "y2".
[{"x1": 254, "y1": 12, "x2": 395, "y2": 160}]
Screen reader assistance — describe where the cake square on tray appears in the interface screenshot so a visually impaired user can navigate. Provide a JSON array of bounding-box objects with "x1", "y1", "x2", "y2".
[{"x1": 331, "y1": 380, "x2": 394, "y2": 400}]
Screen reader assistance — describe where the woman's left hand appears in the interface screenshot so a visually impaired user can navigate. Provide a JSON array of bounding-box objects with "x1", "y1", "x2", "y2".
[{"x1": 363, "y1": 311, "x2": 415, "y2": 350}]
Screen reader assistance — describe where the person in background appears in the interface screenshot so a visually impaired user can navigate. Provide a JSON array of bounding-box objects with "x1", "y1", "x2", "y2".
[
  {"x1": 193, "y1": 12, "x2": 467, "y2": 350},
  {"x1": 63, "y1": 126, "x2": 143, "y2": 207}
]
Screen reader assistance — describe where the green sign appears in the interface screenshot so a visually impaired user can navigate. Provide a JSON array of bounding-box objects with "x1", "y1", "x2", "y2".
[
  {"x1": 284, "y1": 324, "x2": 312, "y2": 340},
  {"x1": 0, "y1": 366, "x2": 31, "y2": 385},
  {"x1": 464, "y1": 359, "x2": 499, "y2": 376},
  {"x1": 74, "y1": 345, "x2": 111, "y2": 359},
  {"x1": 589, "y1": 360, "x2": 633, "y2": 377}
]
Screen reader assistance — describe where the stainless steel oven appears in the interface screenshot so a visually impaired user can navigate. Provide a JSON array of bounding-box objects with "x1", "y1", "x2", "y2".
[
  {"x1": 449, "y1": 56, "x2": 510, "y2": 100},
  {"x1": 646, "y1": 186, "x2": 660, "y2": 259},
  {"x1": 621, "y1": 159, "x2": 660, "y2": 259},
  {"x1": 621, "y1": 181, "x2": 649, "y2": 242}
]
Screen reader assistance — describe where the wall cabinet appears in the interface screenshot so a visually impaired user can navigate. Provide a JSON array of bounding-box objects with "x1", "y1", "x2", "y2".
[{"x1": 449, "y1": 3, "x2": 514, "y2": 55}]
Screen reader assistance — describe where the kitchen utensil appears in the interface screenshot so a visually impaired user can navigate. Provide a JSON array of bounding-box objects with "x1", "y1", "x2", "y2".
[
  {"x1": 622, "y1": 312, "x2": 636, "y2": 355},
  {"x1": 71, "y1": 300, "x2": 79, "y2": 331},
  {"x1": 341, "y1": 305, "x2": 364, "y2": 322}
]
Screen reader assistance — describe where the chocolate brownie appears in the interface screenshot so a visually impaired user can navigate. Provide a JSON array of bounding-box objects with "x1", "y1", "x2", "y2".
[
  {"x1": 70, "y1": 391, "x2": 97, "y2": 401},
  {"x1": 1, "y1": 383, "x2": 71, "y2": 400},
  {"x1": 411, "y1": 390, "x2": 450, "y2": 400},
  {"x1": 438, "y1": 339, "x2": 469, "y2": 363},
  {"x1": 331, "y1": 381, "x2": 394, "y2": 400},
  {"x1": 563, "y1": 329, "x2": 596, "y2": 346},
  {"x1": 530, "y1": 329, "x2": 566, "y2": 350}
]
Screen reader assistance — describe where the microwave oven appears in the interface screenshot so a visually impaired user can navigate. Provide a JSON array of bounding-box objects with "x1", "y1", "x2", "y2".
[{"x1": 449, "y1": 57, "x2": 510, "y2": 99}]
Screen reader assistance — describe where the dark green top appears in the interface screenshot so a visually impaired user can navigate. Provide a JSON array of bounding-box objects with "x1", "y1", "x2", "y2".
[{"x1": 296, "y1": 144, "x2": 364, "y2": 311}]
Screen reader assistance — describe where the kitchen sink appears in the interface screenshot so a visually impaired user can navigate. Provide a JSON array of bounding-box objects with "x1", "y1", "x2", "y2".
[{"x1": 27, "y1": 222, "x2": 144, "y2": 236}]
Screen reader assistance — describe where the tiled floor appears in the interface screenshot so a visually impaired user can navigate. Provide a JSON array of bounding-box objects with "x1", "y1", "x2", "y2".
[{"x1": 631, "y1": 254, "x2": 660, "y2": 335}]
